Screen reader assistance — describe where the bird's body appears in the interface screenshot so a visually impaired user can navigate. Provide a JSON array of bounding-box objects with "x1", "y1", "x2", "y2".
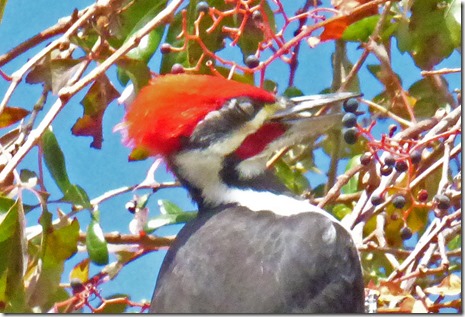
[
  {"x1": 123, "y1": 74, "x2": 364, "y2": 313},
  {"x1": 153, "y1": 206, "x2": 364, "y2": 313}
]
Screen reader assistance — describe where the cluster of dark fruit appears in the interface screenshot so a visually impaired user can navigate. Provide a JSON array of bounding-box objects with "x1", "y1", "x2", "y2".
[
  {"x1": 161, "y1": 1, "x2": 262, "y2": 70},
  {"x1": 369, "y1": 190, "x2": 451, "y2": 241},
  {"x1": 341, "y1": 99, "x2": 360, "y2": 144},
  {"x1": 369, "y1": 192, "x2": 413, "y2": 239},
  {"x1": 360, "y1": 149, "x2": 423, "y2": 177}
]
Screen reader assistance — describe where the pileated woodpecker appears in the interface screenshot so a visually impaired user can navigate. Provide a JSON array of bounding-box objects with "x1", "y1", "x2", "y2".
[{"x1": 123, "y1": 74, "x2": 364, "y2": 313}]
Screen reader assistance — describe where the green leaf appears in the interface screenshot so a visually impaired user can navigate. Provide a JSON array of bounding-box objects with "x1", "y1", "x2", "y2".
[
  {"x1": 116, "y1": 58, "x2": 151, "y2": 92},
  {"x1": 145, "y1": 209, "x2": 197, "y2": 233},
  {"x1": 0, "y1": 201, "x2": 19, "y2": 242},
  {"x1": 342, "y1": 15, "x2": 379, "y2": 42},
  {"x1": 159, "y1": 6, "x2": 193, "y2": 74},
  {"x1": 86, "y1": 211, "x2": 109, "y2": 266},
  {"x1": 283, "y1": 86, "x2": 304, "y2": 98},
  {"x1": 123, "y1": 0, "x2": 167, "y2": 62},
  {"x1": 237, "y1": 1, "x2": 276, "y2": 59},
  {"x1": 342, "y1": 15, "x2": 397, "y2": 43},
  {"x1": 447, "y1": 235, "x2": 461, "y2": 250},
  {"x1": 408, "y1": 77, "x2": 450, "y2": 118},
  {"x1": 158, "y1": 199, "x2": 183, "y2": 215},
  {"x1": 126, "y1": 25, "x2": 165, "y2": 62},
  {"x1": 0, "y1": 200, "x2": 27, "y2": 312},
  {"x1": 27, "y1": 216, "x2": 79, "y2": 310},
  {"x1": 332, "y1": 203, "x2": 352, "y2": 220},
  {"x1": 98, "y1": 294, "x2": 129, "y2": 313},
  {"x1": 273, "y1": 159, "x2": 310, "y2": 195},
  {"x1": 62, "y1": 184, "x2": 91, "y2": 209},
  {"x1": 128, "y1": 146, "x2": 150, "y2": 161},
  {"x1": 41, "y1": 128, "x2": 72, "y2": 191},
  {"x1": 70, "y1": 30, "x2": 99, "y2": 52},
  {"x1": 42, "y1": 288, "x2": 70, "y2": 314},
  {"x1": 19, "y1": 169, "x2": 37, "y2": 185},
  {"x1": 0, "y1": 196, "x2": 32, "y2": 214},
  {"x1": 107, "y1": 0, "x2": 167, "y2": 50},
  {"x1": 136, "y1": 194, "x2": 151, "y2": 209},
  {"x1": 406, "y1": 206, "x2": 428, "y2": 234},
  {"x1": 262, "y1": 79, "x2": 277, "y2": 93},
  {"x1": 214, "y1": 66, "x2": 254, "y2": 84},
  {"x1": 0, "y1": 107, "x2": 29, "y2": 129},
  {"x1": 42, "y1": 128, "x2": 91, "y2": 209},
  {"x1": 0, "y1": 0, "x2": 7, "y2": 23},
  {"x1": 160, "y1": 0, "x2": 232, "y2": 74},
  {"x1": 321, "y1": 129, "x2": 367, "y2": 159},
  {"x1": 341, "y1": 154, "x2": 362, "y2": 194},
  {"x1": 395, "y1": 0, "x2": 461, "y2": 69},
  {"x1": 71, "y1": 75, "x2": 120, "y2": 149}
]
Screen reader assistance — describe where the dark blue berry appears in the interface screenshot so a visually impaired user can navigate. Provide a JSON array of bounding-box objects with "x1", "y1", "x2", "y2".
[
  {"x1": 434, "y1": 194, "x2": 450, "y2": 210},
  {"x1": 196, "y1": 1, "x2": 209, "y2": 14},
  {"x1": 245, "y1": 55, "x2": 260, "y2": 68},
  {"x1": 371, "y1": 195, "x2": 384, "y2": 206},
  {"x1": 342, "y1": 113, "x2": 357, "y2": 128},
  {"x1": 343, "y1": 99, "x2": 358, "y2": 113},
  {"x1": 400, "y1": 226, "x2": 413, "y2": 240},
  {"x1": 360, "y1": 153, "x2": 372, "y2": 166},
  {"x1": 380, "y1": 165, "x2": 393, "y2": 176},
  {"x1": 70, "y1": 278, "x2": 85, "y2": 294},
  {"x1": 392, "y1": 195, "x2": 406, "y2": 209},
  {"x1": 410, "y1": 150, "x2": 422, "y2": 165},
  {"x1": 160, "y1": 43, "x2": 171, "y2": 54},
  {"x1": 171, "y1": 63, "x2": 185, "y2": 74},
  {"x1": 384, "y1": 154, "x2": 395, "y2": 167},
  {"x1": 395, "y1": 160, "x2": 409, "y2": 173},
  {"x1": 343, "y1": 127, "x2": 358, "y2": 144}
]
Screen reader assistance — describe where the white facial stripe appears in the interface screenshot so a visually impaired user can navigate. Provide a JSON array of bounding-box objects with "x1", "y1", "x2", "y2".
[
  {"x1": 174, "y1": 149, "x2": 336, "y2": 220},
  {"x1": 236, "y1": 155, "x2": 268, "y2": 179}
]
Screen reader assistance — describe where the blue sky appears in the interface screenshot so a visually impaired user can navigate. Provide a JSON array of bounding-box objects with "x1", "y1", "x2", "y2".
[{"x1": 0, "y1": 0, "x2": 461, "y2": 312}]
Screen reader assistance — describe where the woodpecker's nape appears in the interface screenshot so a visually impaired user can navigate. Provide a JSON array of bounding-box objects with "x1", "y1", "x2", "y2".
[{"x1": 123, "y1": 74, "x2": 364, "y2": 313}]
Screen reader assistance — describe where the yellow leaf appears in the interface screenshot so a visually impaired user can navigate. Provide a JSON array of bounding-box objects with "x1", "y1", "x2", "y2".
[
  {"x1": 69, "y1": 258, "x2": 90, "y2": 283},
  {"x1": 0, "y1": 107, "x2": 29, "y2": 128},
  {"x1": 424, "y1": 274, "x2": 461, "y2": 296}
]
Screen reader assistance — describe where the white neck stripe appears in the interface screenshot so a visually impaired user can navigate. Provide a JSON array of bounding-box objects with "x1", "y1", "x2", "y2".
[{"x1": 223, "y1": 188, "x2": 337, "y2": 219}]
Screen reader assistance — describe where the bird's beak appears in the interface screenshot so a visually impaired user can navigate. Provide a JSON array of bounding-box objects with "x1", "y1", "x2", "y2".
[
  {"x1": 271, "y1": 92, "x2": 362, "y2": 122},
  {"x1": 235, "y1": 92, "x2": 361, "y2": 176},
  {"x1": 267, "y1": 92, "x2": 362, "y2": 145}
]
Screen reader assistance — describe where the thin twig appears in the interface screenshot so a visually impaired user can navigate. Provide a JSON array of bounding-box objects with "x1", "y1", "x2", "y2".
[
  {"x1": 317, "y1": 163, "x2": 365, "y2": 208},
  {"x1": 0, "y1": 8, "x2": 83, "y2": 67},
  {"x1": 78, "y1": 232, "x2": 175, "y2": 249},
  {"x1": 0, "y1": 5, "x2": 98, "y2": 114},
  {"x1": 0, "y1": 0, "x2": 185, "y2": 183},
  {"x1": 339, "y1": 1, "x2": 393, "y2": 92},
  {"x1": 362, "y1": 98, "x2": 412, "y2": 128},
  {"x1": 387, "y1": 209, "x2": 461, "y2": 280},
  {"x1": 421, "y1": 68, "x2": 461, "y2": 76}
]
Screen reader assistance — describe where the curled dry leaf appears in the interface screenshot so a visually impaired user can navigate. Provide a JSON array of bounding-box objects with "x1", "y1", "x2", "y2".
[{"x1": 424, "y1": 274, "x2": 461, "y2": 296}]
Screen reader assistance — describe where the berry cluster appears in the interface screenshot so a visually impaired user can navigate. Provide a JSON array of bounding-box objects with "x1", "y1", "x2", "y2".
[
  {"x1": 345, "y1": 99, "x2": 459, "y2": 243},
  {"x1": 341, "y1": 99, "x2": 361, "y2": 144}
]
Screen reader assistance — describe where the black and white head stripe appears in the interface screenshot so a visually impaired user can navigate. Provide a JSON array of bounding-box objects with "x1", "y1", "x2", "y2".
[{"x1": 184, "y1": 97, "x2": 265, "y2": 150}]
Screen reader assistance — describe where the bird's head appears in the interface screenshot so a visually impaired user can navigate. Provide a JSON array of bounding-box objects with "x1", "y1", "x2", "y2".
[{"x1": 122, "y1": 74, "x2": 357, "y2": 207}]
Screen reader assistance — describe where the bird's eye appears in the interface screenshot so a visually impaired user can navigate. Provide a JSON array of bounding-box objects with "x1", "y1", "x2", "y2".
[
  {"x1": 236, "y1": 100, "x2": 255, "y2": 118},
  {"x1": 225, "y1": 97, "x2": 261, "y2": 120}
]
